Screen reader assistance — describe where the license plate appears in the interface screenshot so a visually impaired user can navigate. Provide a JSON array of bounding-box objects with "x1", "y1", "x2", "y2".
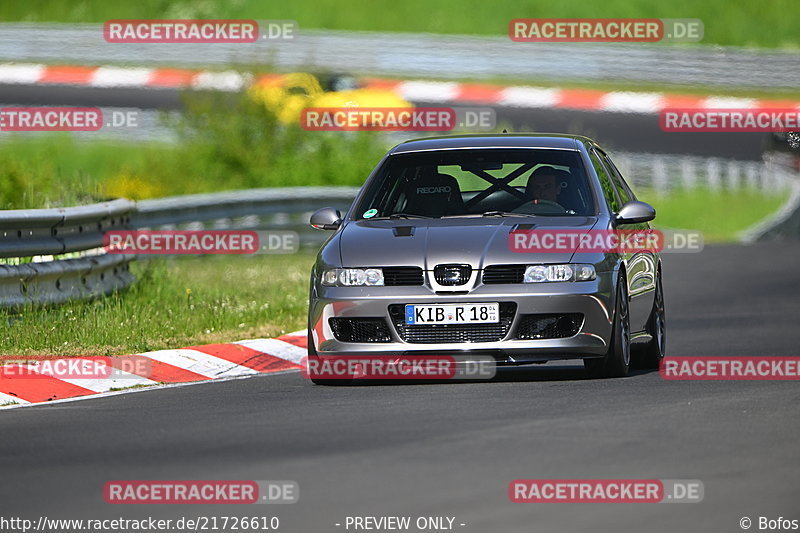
[{"x1": 405, "y1": 303, "x2": 500, "y2": 325}]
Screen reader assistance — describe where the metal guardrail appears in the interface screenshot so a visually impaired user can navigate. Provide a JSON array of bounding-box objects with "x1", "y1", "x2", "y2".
[
  {"x1": 0, "y1": 254, "x2": 135, "y2": 308},
  {"x1": 0, "y1": 199, "x2": 137, "y2": 307},
  {"x1": 133, "y1": 187, "x2": 359, "y2": 228},
  {"x1": 0, "y1": 24, "x2": 798, "y2": 89},
  {"x1": 612, "y1": 152, "x2": 796, "y2": 195},
  {"x1": 0, "y1": 198, "x2": 134, "y2": 258},
  {"x1": 0, "y1": 188, "x2": 358, "y2": 308}
]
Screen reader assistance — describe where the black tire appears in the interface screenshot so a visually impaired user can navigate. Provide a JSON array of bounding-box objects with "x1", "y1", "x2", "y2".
[
  {"x1": 637, "y1": 271, "x2": 666, "y2": 370},
  {"x1": 307, "y1": 329, "x2": 353, "y2": 386},
  {"x1": 584, "y1": 277, "x2": 631, "y2": 379}
]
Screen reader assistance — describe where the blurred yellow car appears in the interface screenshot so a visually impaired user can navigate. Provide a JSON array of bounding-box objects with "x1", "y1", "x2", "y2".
[{"x1": 248, "y1": 72, "x2": 411, "y2": 124}]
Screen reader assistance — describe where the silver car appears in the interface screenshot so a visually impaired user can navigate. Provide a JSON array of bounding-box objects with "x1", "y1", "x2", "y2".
[{"x1": 307, "y1": 134, "x2": 666, "y2": 382}]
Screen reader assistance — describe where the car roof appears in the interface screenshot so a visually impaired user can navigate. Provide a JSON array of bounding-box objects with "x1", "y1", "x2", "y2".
[{"x1": 389, "y1": 133, "x2": 591, "y2": 154}]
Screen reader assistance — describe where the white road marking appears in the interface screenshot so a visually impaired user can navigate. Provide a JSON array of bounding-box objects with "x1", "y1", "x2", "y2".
[
  {"x1": 0, "y1": 392, "x2": 30, "y2": 406},
  {"x1": 0, "y1": 370, "x2": 300, "y2": 411},
  {"x1": 600, "y1": 91, "x2": 665, "y2": 113},
  {"x1": 12, "y1": 361, "x2": 157, "y2": 393},
  {"x1": 701, "y1": 96, "x2": 758, "y2": 109},
  {"x1": 234, "y1": 339, "x2": 306, "y2": 365},
  {"x1": 91, "y1": 67, "x2": 154, "y2": 87},
  {"x1": 499, "y1": 86, "x2": 560, "y2": 108},
  {"x1": 0, "y1": 63, "x2": 45, "y2": 84},
  {"x1": 55, "y1": 371, "x2": 157, "y2": 393},
  {"x1": 191, "y1": 71, "x2": 249, "y2": 91},
  {"x1": 398, "y1": 81, "x2": 459, "y2": 102},
  {"x1": 139, "y1": 349, "x2": 259, "y2": 379}
]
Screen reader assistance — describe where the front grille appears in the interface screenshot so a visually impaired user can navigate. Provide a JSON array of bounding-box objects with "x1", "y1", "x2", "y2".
[
  {"x1": 388, "y1": 303, "x2": 517, "y2": 343},
  {"x1": 329, "y1": 318, "x2": 392, "y2": 342},
  {"x1": 483, "y1": 265, "x2": 525, "y2": 284},
  {"x1": 383, "y1": 267, "x2": 424, "y2": 286},
  {"x1": 433, "y1": 264, "x2": 472, "y2": 286},
  {"x1": 516, "y1": 313, "x2": 583, "y2": 340}
]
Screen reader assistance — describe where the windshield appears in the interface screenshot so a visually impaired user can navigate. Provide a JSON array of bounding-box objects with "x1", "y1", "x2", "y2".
[{"x1": 353, "y1": 148, "x2": 595, "y2": 220}]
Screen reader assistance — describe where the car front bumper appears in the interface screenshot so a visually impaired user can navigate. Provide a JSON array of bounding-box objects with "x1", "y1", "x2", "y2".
[{"x1": 309, "y1": 271, "x2": 617, "y2": 363}]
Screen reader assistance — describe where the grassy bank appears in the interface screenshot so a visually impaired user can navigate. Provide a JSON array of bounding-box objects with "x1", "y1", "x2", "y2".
[
  {"x1": 0, "y1": 91, "x2": 388, "y2": 209},
  {"x1": 641, "y1": 187, "x2": 789, "y2": 242},
  {"x1": 1, "y1": 0, "x2": 797, "y2": 49},
  {"x1": 0, "y1": 133, "x2": 384, "y2": 209}
]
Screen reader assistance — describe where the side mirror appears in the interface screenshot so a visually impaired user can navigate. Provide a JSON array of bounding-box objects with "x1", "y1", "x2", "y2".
[
  {"x1": 615, "y1": 201, "x2": 656, "y2": 224},
  {"x1": 310, "y1": 207, "x2": 342, "y2": 230}
]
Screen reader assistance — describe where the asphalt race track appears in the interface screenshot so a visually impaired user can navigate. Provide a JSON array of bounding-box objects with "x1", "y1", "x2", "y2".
[{"x1": 1, "y1": 241, "x2": 799, "y2": 532}]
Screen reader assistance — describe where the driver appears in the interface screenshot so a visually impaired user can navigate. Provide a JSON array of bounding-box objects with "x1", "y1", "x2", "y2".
[{"x1": 526, "y1": 166, "x2": 565, "y2": 204}]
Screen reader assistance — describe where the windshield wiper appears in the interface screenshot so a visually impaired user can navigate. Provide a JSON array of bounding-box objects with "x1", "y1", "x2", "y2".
[
  {"x1": 480, "y1": 211, "x2": 537, "y2": 218},
  {"x1": 388, "y1": 213, "x2": 433, "y2": 219},
  {"x1": 439, "y1": 211, "x2": 536, "y2": 219},
  {"x1": 367, "y1": 213, "x2": 434, "y2": 220}
]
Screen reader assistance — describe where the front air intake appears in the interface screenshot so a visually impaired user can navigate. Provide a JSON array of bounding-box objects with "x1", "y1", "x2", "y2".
[{"x1": 329, "y1": 318, "x2": 392, "y2": 343}]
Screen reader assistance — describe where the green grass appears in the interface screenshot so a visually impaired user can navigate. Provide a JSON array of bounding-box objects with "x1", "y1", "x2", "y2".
[
  {"x1": 642, "y1": 187, "x2": 789, "y2": 242},
  {"x1": 0, "y1": 135, "x2": 163, "y2": 209},
  {"x1": 0, "y1": 133, "x2": 385, "y2": 209},
  {"x1": 1, "y1": 0, "x2": 797, "y2": 49},
  {"x1": 108, "y1": 384, "x2": 159, "y2": 392},
  {"x1": 0, "y1": 90, "x2": 388, "y2": 210},
  {"x1": 0, "y1": 253, "x2": 315, "y2": 357}
]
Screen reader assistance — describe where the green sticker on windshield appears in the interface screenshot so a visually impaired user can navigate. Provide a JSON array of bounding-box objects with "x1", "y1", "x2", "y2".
[{"x1": 363, "y1": 209, "x2": 378, "y2": 218}]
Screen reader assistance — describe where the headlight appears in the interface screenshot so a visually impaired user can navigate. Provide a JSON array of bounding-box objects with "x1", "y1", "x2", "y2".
[
  {"x1": 523, "y1": 264, "x2": 596, "y2": 283},
  {"x1": 321, "y1": 268, "x2": 385, "y2": 286}
]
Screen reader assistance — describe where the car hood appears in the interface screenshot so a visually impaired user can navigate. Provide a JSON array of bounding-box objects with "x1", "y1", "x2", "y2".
[{"x1": 337, "y1": 217, "x2": 599, "y2": 268}]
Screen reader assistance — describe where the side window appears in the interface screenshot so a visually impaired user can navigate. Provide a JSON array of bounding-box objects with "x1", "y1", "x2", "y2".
[
  {"x1": 588, "y1": 149, "x2": 621, "y2": 212},
  {"x1": 599, "y1": 151, "x2": 636, "y2": 204}
]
